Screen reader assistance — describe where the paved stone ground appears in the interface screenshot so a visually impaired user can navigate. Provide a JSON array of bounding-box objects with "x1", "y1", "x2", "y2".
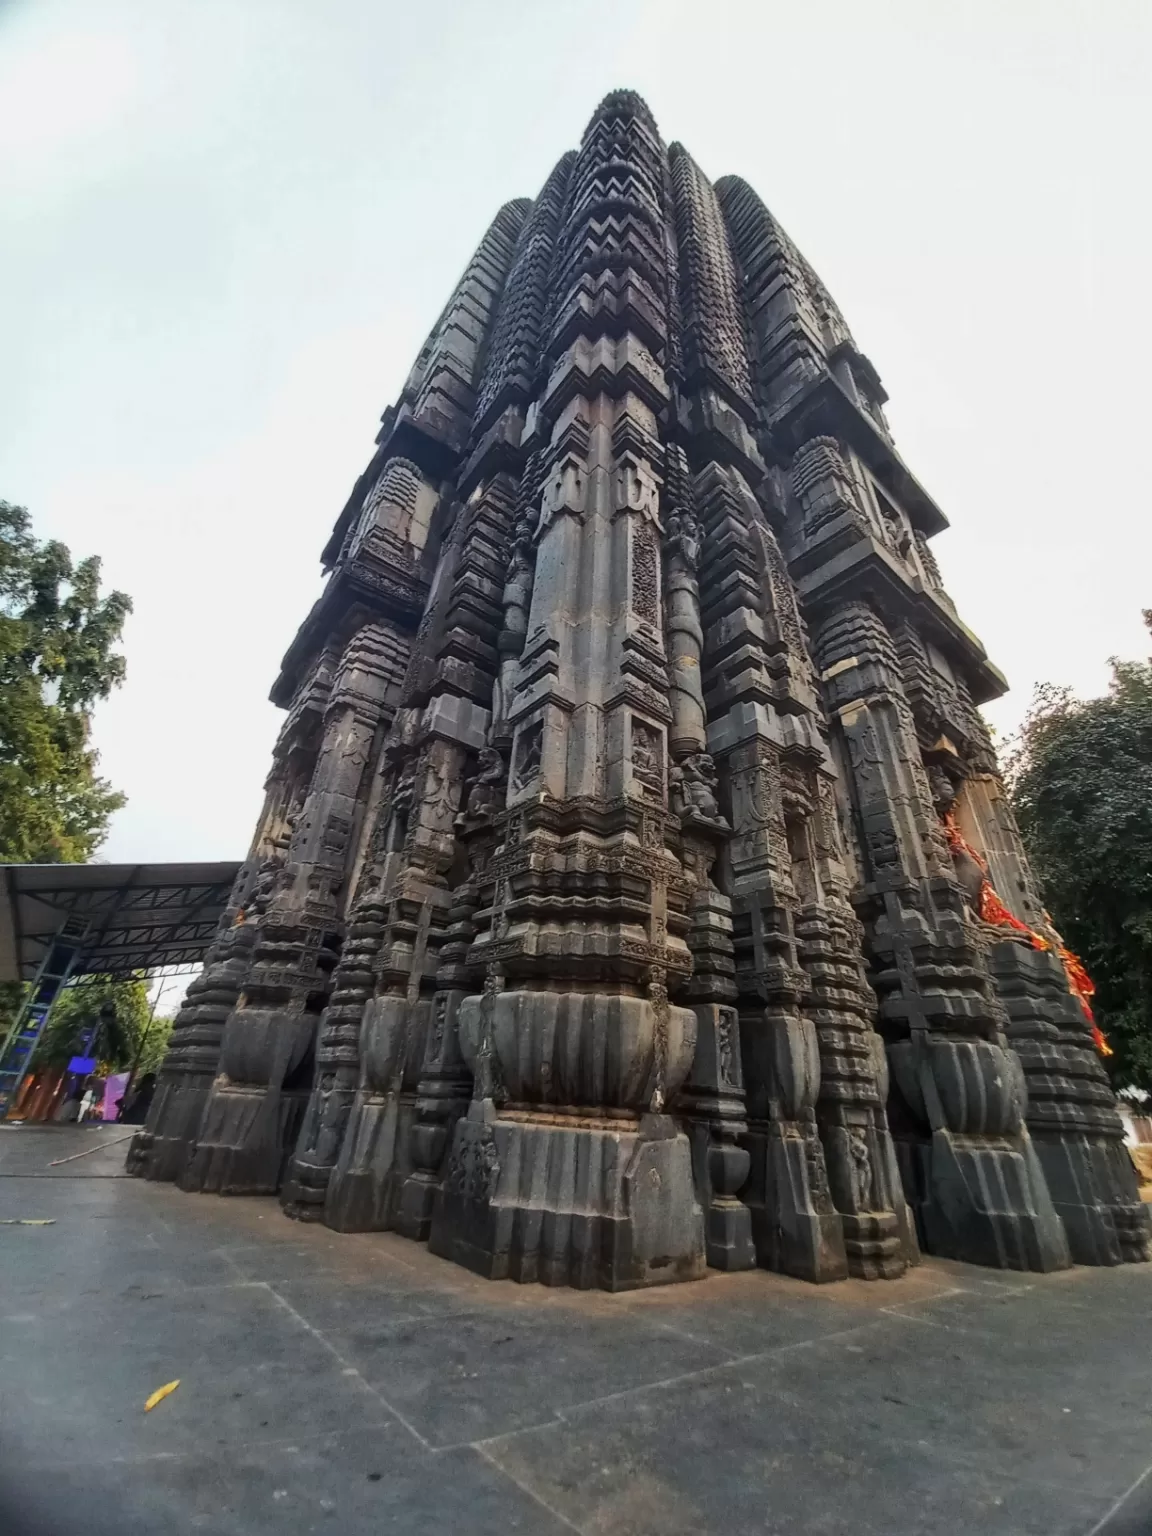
[{"x1": 2, "y1": 1123, "x2": 1151, "y2": 1536}]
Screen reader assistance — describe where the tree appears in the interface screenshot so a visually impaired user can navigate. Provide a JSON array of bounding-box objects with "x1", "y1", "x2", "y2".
[
  {"x1": 1008, "y1": 617, "x2": 1152, "y2": 1097},
  {"x1": 133, "y1": 1012, "x2": 174, "y2": 1078},
  {"x1": 31, "y1": 975, "x2": 156, "y2": 1073},
  {"x1": 0, "y1": 500, "x2": 131, "y2": 863}
]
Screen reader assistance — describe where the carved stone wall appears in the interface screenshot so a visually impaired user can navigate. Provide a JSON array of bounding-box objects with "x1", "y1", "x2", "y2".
[
  {"x1": 178, "y1": 620, "x2": 410, "y2": 1197},
  {"x1": 134, "y1": 90, "x2": 1149, "y2": 1284}
]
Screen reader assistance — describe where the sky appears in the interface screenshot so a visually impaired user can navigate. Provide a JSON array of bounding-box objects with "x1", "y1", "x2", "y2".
[{"x1": 1, "y1": 0, "x2": 1149, "y2": 866}]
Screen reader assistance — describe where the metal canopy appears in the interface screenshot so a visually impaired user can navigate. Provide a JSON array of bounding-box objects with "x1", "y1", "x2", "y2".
[{"x1": 0, "y1": 862, "x2": 241, "y2": 982}]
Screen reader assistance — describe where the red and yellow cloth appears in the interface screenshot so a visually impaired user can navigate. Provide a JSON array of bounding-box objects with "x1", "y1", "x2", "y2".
[{"x1": 940, "y1": 812, "x2": 1111, "y2": 1056}]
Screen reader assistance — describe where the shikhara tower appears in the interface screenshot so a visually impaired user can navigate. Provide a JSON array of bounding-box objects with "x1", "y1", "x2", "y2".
[{"x1": 130, "y1": 92, "x2": 1150, "y2": 1288}]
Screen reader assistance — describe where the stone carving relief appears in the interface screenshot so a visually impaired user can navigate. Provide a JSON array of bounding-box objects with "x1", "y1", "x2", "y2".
[
  {"x1": 512, "y1": 723, "x2": 543, "y2": 790},
  {"x1": 614, "y1": 458, "x2": 661, "y2": 523},
  {"x1": 670, "y1": 752, "x2": 725, "y2": 824},
  {"x1": 458, "y1": 747, "x2": 507, "y2": 826},
  {"x1": 665, "y1": 504, "x2": 700, "y2": 572},
  {"x1": 443, "y1": 1126, "x2": 500, "y2": 1203},
  {"x1": 848, "y1": 1128, "x2": 874, "y2": 1210},
  {"x1": 536, "y1": 454, "x2": 587, "y2": 538},
  {"x1": 631, "y1": 519, "x2": 660, "y2": 626},
  {"x1": 631, "y1": 720, "x2": 663, "y2": 788}
]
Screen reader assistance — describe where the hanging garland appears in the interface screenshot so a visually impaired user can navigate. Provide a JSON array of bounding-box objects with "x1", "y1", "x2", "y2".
[{"x1": 939, "y1": 812, "x2": 1111, "y2": 1056}]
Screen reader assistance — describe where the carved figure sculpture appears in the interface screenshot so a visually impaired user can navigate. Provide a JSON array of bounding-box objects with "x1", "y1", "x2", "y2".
[
  {"x1": 673, "y1": 753, "x2": 724, "y2": 823},
  {"x1": 460, "y1": 746, "x2": 507, "y2": 824},
  {"x1": 132, "y1": 91, "x2": 1149, "y2": 1287}
]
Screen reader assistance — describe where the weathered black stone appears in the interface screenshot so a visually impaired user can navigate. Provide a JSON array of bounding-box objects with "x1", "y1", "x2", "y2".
[{"x1": 132, "y1": 89, "x2": 1150, "y2": 1290}]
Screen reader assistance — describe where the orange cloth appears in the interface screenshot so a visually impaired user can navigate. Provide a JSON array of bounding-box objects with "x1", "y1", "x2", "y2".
[{"x1": 939, "y1": 813, "x2": 1111, "y2": 1055}]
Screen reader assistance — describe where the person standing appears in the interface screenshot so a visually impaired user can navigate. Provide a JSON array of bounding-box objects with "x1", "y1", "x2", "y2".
[
  {"x1": 118, "y1": 1073, "x2": 156, "y2": 1125},
  {"x1": 54, "y1": 1075, "x2": 86, "y2": 1123}
]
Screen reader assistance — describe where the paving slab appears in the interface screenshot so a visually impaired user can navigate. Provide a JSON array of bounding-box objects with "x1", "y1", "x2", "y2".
[{"x1": 2, "y1": 1124, "x2": 1150, "y2": 1535}]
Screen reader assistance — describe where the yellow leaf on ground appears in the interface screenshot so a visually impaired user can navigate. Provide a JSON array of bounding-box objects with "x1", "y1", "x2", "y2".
[{"x1": 144, "y1": 1379, "x2": 181, "y2": 1412}]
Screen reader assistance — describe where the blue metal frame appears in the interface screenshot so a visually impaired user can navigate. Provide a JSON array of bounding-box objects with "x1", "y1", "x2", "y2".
[{"x1": 0, "y1": 916, "x2": 89, "y2": 1118}]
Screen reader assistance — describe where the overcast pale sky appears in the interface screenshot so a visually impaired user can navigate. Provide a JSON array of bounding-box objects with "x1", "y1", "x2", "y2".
[{"x1": 1, "y1": 0, "x2": 1148, "y2": 865}]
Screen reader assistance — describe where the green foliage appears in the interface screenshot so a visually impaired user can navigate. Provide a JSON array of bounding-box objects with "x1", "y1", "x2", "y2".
[
  {"x1": 1008, "y1": 619, "x2": 1152, "y2": 1096},
  {"x1": 0, "y1": 500, "x2": 131, "y2": 862},
  {"x1": 134, "y1": 1012, "x2": 174, "y2": 1077},
  {"x1": 32, "y1": 975, "x2": 152, "y2": 1072},
  {"x1": 0, "y1": 979, "x2": 25, "y2": 1040}
]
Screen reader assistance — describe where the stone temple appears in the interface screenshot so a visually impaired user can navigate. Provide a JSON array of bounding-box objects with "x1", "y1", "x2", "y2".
[{"x1": 130, "y1": 90, "x2": 1150, "y2": 1288}]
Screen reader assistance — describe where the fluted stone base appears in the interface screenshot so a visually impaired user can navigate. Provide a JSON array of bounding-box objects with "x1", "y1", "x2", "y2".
[
  {"x1": 178, "y1": 1085, "x2": 308, "y2": 1196},
  {"x1": 898, "y1": 1129, "x2": 1071, "y2": 1272},
  {"x1": 990, "y1": 943, "x2": 1150, "y2": 1266},
  {"x1": 428, "y1": 1102, "x2": 706, "y2": 1290},
  {"x1": 1031, "y1": 1134, "x2": 1152, "y2": 1265},
  {"x1": 320, "y1": 1091, "x2": 415, "y2": 1232},
  {"x1": 279, "y1": 1075, "x2": 359, "y2": 1221},
  {"x1": 743, "y1": 1124, "x2": 849, "y2": 1283},
  {"x1": 126, "y1": 1077, "x2": 214, "y2": 1184}
]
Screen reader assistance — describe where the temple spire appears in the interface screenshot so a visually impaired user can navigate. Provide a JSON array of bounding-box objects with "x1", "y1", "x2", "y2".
[{"x1": 131, "y1": 91, "x2": 1150, "y2": 1286}]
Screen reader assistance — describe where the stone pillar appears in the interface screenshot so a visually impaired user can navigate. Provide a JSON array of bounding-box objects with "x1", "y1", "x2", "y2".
[
  {"x1": 944, "y1": 714, "x2": 1150, "y2": 1265},
  {"x1": 490, "y1": 486, "x2": 537, "y2": 749},
  {"x1": 663, "y1": 446, "x2": 708, "y2": 761},
  {"x1": 319, "y1": 724, "x2": 470, "y2": 1229},
  {"x1": 791, "y1": 767, "x2": 917, "y2": 1277},
  {"x1": 674, "y1": 803, "x2": 755, "y2": 1270},
  {"x1": 667, "y1": 145, "x2": 841, "y2": 1283},
  {"x1": 277, "y1": 477, "x2": 468, "y2": 1224},
  {"x1": 279, "y1": 195, "x2": 536, "y2": 1208},
  {"x1": 278, "y1": 802, "x2": 397, "y2": 1223},
  {"x1": 128, "y1": 647, "x2": 338, "y2": 1185},
  {"x1": 428, "y1": 92, "x2": 705, "y2": 1290},
  {"x1": 722, "y1": 736, "x2": 847, "y2": 1281},
  {"x1": 694, "y1": 463, "x2": 845, "y2": 1282},
  {"x1": 657, "y1": 445, "x2": 758, "y2": 1271},
  {"x1": 285, "y1": 686, "x2": 478, "y2": 1230},
  {"x1": 812, "y1": 598, "x2": 1069, "y2": 1271},
  {"x1": 288, "y1": 463, "x2": 519, "y2": 1232},
  {"x1": 668, "y1": 138, "x2": 910, "y2": 1283},
  {"x1": 317, "y1": 865, "x2": 434, "y2": 1233},
  {"x1": 390, "y1": 861, "x2": 482, "y2": 1240},
  {"x1": 126, "y1": 862, "x2": 260, "y2": 1182},
  {"x1": 388, "y1": 477, "x2": 521, "y2": 1238},
  {"x1": 180, "y1": 623, "x2": 399, "y2": 1196},
  {"x1": 662, "y1": 447, "x2": 753, "y2": 1270},
  {"x1": 281, "y1": 199, "x2": 545, "y2": 1228},
  {"x1": 430, "y1": 392, "x2": 704, "y2": 1286}
]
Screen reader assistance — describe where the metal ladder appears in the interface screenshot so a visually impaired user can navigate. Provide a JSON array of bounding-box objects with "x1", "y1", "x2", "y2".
[{"x1": 0, "y1": 916, "x2": 90, "y2": 1119}]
